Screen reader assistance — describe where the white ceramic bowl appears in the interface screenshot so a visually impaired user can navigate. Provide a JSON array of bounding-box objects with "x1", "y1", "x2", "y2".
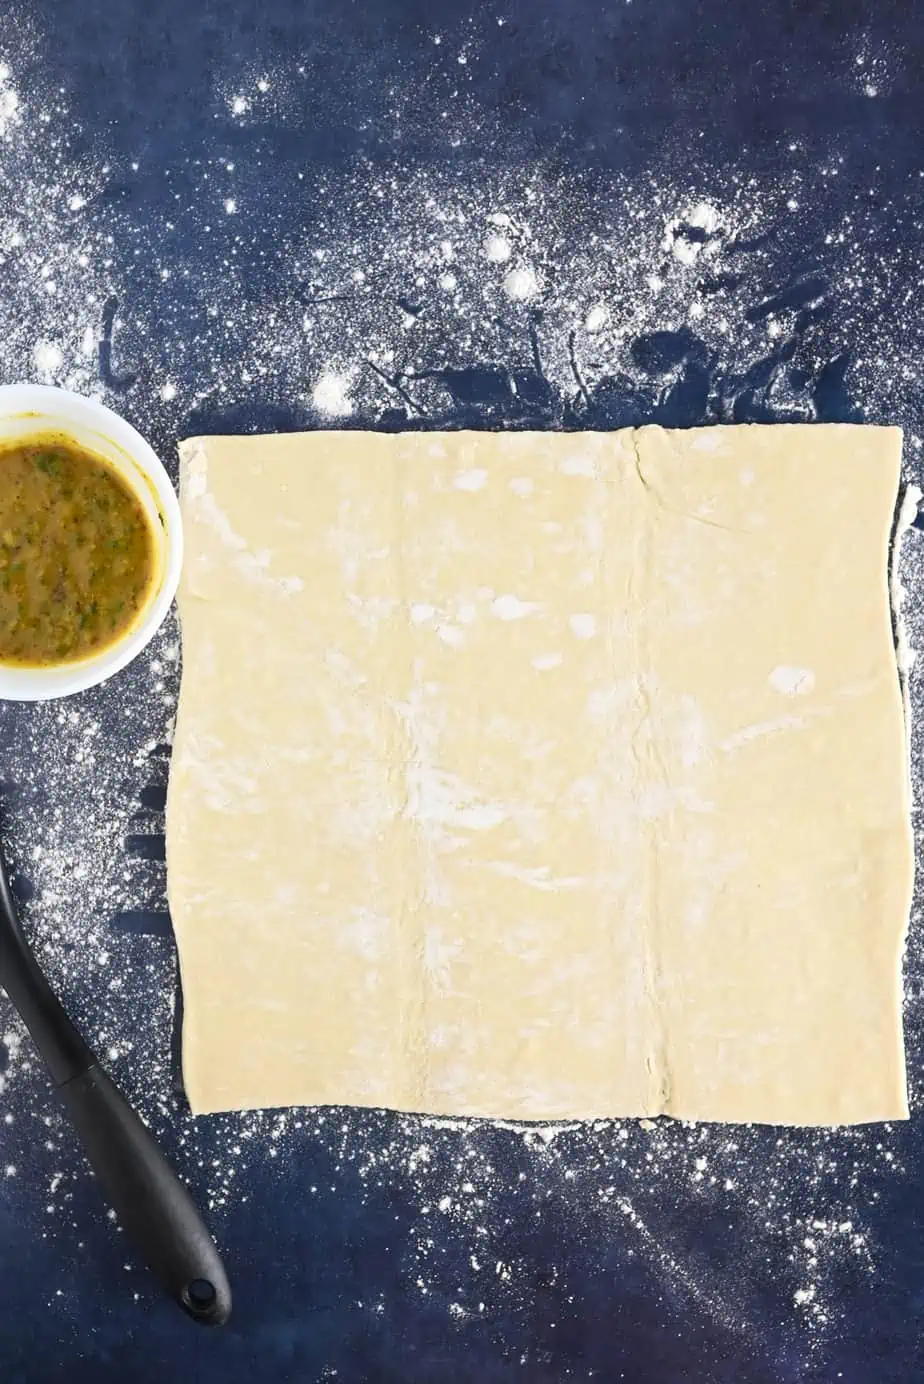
[{"x1": 0, "y1": 384, "x2": 182, "y2": 700}]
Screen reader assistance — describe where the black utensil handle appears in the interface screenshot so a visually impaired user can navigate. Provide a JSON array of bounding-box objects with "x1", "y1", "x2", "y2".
[{"x1": 57, "y1": 1064, "x2": 231, "y2": 1325}]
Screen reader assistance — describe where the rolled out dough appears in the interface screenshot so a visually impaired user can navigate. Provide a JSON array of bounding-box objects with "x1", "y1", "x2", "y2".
[{"x1": 168, "y1": 425, "x2": 913, "y2": 1124}]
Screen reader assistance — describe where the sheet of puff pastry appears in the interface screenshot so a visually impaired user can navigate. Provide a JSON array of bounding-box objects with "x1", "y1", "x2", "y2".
[{"x1": 167, "y1": 424, "x2": 913, "y2": 1125}]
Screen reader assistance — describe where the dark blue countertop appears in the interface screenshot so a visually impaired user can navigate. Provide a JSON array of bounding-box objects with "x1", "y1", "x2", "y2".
[{"x1": 0, "y1": 2, "x2": 923, "y2": 1380}]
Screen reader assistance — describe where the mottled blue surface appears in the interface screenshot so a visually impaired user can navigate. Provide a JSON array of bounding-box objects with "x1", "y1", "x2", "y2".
[{"x1": 1, "y1": 1, "x2": 924, "y2": 1380}]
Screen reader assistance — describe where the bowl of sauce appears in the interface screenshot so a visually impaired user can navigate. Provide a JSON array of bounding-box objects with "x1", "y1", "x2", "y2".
[{"x1": 0, "y1": 384, "x2": 182, "y2": 700}]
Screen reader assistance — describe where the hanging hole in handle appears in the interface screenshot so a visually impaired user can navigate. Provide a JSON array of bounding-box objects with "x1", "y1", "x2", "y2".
[{"x1": 182, "y1": 1278, "x2": 217, "y2": 1314}]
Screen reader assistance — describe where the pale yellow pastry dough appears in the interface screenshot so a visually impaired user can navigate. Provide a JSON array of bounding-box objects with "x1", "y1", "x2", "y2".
[{"x1": 168, "y1": 425, "x2": 913, "y2": 1124}]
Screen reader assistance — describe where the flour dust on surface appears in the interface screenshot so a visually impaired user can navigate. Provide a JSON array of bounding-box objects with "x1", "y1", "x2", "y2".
[{"x1": 0, "y1": 6, "x2": 921, "y2": 1375}]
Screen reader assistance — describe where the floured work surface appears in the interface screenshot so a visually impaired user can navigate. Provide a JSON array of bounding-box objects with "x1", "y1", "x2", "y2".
[{"x1": 168, "y1": 425, "x2": 913, "y2": 1124}]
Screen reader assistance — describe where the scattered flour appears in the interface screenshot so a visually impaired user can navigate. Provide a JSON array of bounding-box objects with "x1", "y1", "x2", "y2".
[
  {"x1": 0, "y1": 59, "x2": 19, "y2": 137},
  {"x1": 484, "y1": 232, "x2": 512, "y2": 263},
  {"x1": 0, "y1": 17, "x2": 920, "y2": 1373},
  {"x1": 311, "y1": 369, "x2": 355, "y2": 418},
  {"x1": 502, "y1": 263, "x2": 540, "y2": 301}
]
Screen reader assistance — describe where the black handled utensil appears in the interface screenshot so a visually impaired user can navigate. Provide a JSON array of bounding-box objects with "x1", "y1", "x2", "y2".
[{"x1": 0, "y1": 822, "x2": 231, "y2": 1325}]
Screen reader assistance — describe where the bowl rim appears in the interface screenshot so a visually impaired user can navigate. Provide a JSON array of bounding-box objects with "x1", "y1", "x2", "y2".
[{"x1": 0, "y1": 383, "x2": 183, "y2": 701}]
